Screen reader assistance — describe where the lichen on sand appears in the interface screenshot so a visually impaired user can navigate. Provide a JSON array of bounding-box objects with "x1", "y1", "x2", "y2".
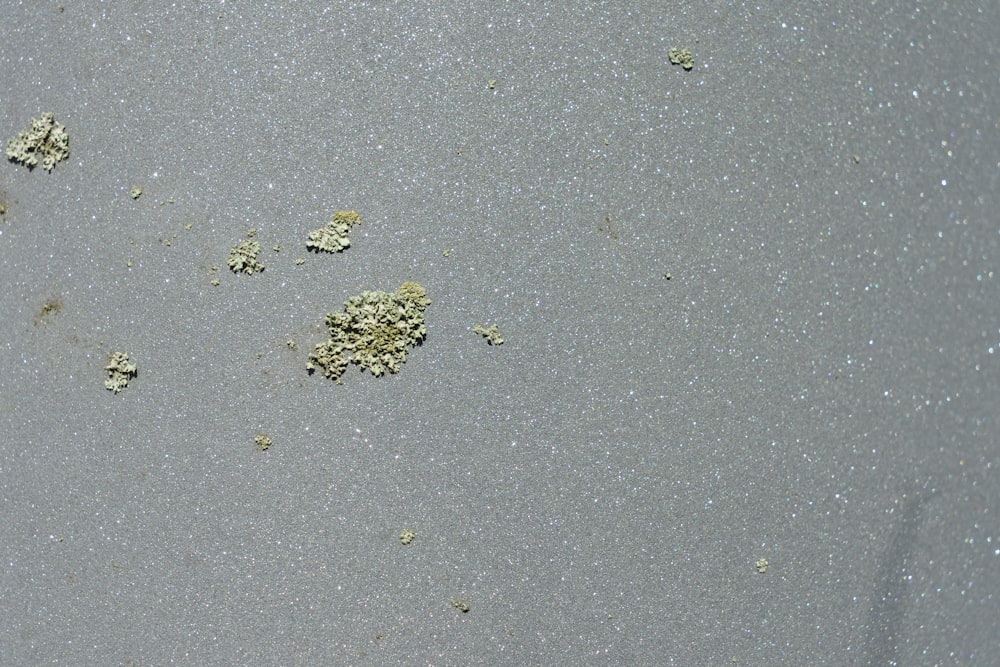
[
  {"x1": 227, "y1": 230, "x2": 265, "y2": 274},
  {"x1": 6, "y1": 112, "x2": 70, "y2": 172},
  {"x1": 307, "y1": 281, "x2": 430, "y2": 382},
  {"x1": 472, "y1": 324, "x2": 504, "y2": 345},
  {"x1": 104, "y1": 352, "x2": 137, "y2": 393},
  {"x1": 306, "y1": 210, "x2": 361, "y2": 253},
  {"x1": 668, "y1": 47, "x2": 695, "y2": 70}
]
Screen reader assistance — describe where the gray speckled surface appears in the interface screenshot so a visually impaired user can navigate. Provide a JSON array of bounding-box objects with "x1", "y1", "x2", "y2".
[{"x1": 2, "y1": 2, "x2": 998, "y2": 665}]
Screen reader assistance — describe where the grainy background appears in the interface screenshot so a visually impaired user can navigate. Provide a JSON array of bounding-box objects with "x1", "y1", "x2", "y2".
[{"x1": 2, "y1": 1, "x2": 998, "y2": 664}]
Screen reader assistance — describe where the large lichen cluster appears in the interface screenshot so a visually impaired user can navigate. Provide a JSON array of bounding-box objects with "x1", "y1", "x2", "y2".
[
  {"x1": 227, "y1": 229, "x2": 265, "y2": 274},
  {"x1": 6, "y1": 112, "x2": 70, "y2": 172},
  {"x1": 307, "y1": 281, "x2": 430, "y2": 382},
  {"x1": 306, "y1": 210, "x2": 361, "y2": 253},
  {"x1": 104, "y1": 352, "x2": 137, "y2": 393}
]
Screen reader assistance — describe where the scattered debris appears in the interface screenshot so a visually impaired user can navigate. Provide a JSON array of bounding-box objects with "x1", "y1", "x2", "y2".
[
  {"x1": 6, "y1": 112, "x2": 70, "y2": 171},
  {"x1": 34, "y1": 298, "x2": 63, "y2": 326},
  {"x1": 306, "y1": 210, "x2": 361, "y2": 253},
  {"x1": 227, "y1": 229, "x2": 264, "y2": 274},
  {"x1": 307, "y1": 281, "x2": 430, "y2": 382},
  {"x1": 104, "y1": 352, "x2": 137, "y2": 393},
  {"x1": 399, "y1": 528, "x2": 416, "y2": 545},
  {"x1": 130, "y1": 186, "x2": 143, "y2": 199},
  {"x1": 472, "y1": 324, "x2": 504, "y2": 345},
  {"x1": 598, "y1": 214, "x2": 619, "y2": 240},
  {"x1": 668, "y1": 47, "x2": 695, "y2": 71}
]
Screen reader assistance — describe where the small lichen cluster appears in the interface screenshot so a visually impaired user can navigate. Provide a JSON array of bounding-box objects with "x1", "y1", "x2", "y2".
[
  {"x1": 307, "y1": 281, "x2": 430, "y2": 382},
  {"x1": 228, "y1": 229, "x2": 264, "y2": 274},
  {"x1": 472, "y1": 324, "x2": 504, "y2": 345},
  {"x1": 6, "y1": 112, "x2": 70, "y2": 172},
  {"x1": 306, "y1": 210, "x2": 361, "y2": 253},
  {"x1": 399, "y1": 528, "x2": 416, "y2": 545},
  {"x1": 668, "y1": 47, "x2": 694, "y2": 70},
  {"x1": 104, "y1": 352, "x2": 137, "y2": 393},
  {"x1": 255, "y1": 433, "x2": 273, "y2": 451}
]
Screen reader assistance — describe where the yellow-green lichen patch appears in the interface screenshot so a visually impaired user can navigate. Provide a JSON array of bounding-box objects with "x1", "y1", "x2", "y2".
[
  {"x1": 104, "y1": 352, "x2": 137, "y2": 393},
  {"x1": 6, "y1": 112, "x2": 70, "y2": 172},
  {"x1": 255, "y1": 433, "x2": 273, "y2": 451},
  {"x1": 307, "y1": 281, "x2": 430, "y2": 383},
  {"x1": 472, "y1": 324, "x2": 504, "y2": 345},
  {"x1": 755, "y1": 558, "x2": 768, "y2": 573},
  {"x1": 306, "y1": 210, "x2": 361, "y2": 253},
  {"x1": 227, "y1": 230, "x2": 264, "y2": 274},
  {"x1": 130, "y1": 186, "x2": 143, "y2": 199},
  {"x1": 668, "y1": 47, "x2": 695, "y2": 70},
  {"x1": 399, "y1": 528, "x2": 416, "y2": 545},
  {"x1": 451, "y1": 598, "x2": 470, "y2": 613}
]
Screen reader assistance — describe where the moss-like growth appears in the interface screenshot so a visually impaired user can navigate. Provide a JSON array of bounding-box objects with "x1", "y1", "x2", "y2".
[
  {"x1": 668, "y1": 47, "x2": 694, "y2": 70},
  {"x1": 472, "y1": 324, "x2": 504, "y2": 345},
  {"x1": 6, "y1": 112, "x2": 70, "y2": 171},
  {"x1": 307, "y1": 281, "x2": 430, "y2": 382},
  {"x1": 227, "y1": 230, "x2": 264, "y2": 274},
  {"x1": 306, "y1": 210, "x2": 361, "y2": 253},
  {"x1": 104, "y1": 352, "x2": 137, "y2": 393}
]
